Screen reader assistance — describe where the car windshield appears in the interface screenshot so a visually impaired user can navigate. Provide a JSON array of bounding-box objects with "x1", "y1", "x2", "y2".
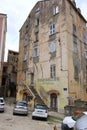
[
  {"x1": 72, "y1": 113, "x2": 85, "y2": 121},
  {"x1": 35, "y1": 105, "x2": 47, "y2": 110},
  {"x1": 0, "y1": 99, "x2": 4, "y2": 103},
  {"x1": 17, "y1": 102, "x2": 27, "y2": 107}
]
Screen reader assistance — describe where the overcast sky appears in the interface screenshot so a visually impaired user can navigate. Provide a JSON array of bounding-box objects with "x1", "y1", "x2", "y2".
[{"x1": 0, "y1": 0, "x2": 87, "y2": 61}]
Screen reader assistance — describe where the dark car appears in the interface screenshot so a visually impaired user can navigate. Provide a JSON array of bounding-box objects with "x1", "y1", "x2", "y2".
[
  {"x1": 13, "y1": 101, "x2": 28, "y2": 116},
  {"x1": 32, "y1": 104, "x2": 48, "y2": 120}
]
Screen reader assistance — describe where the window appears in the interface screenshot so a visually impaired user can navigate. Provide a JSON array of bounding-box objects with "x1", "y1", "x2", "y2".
[
  {"x1": 24, "y1": 35, "x2": 28, "y2": 46},
  {"x1": 70, "y1": 6, "x2": 73, "y2": 15},
  {"x1": 73, "y1": 36, "x2": 78, "y2": 53},
  {"x1": 50, "y1": 65, "x2": 56, "y2": 78},
  {"x1": 50, "y1": 24, "x2": 55, "y2": 35},
  {"x1": 49, "y1": 41, "x2": 56, "y2": 53},
  {"x1": 32, "y1": 47, "x2": 39, "y2": 57},
  {"x1": 53, "y1": 6, "x2": 59, "y2": 15},
  {"x1": 74, "y1": 66, "x2": 79, "y2": 79},
  {"x1": 84, "y1": 50, "x2": 87, "y2": 59},
  {"x1": 35, "y1": 18, "x2": 39, "y2": 26},
  {"x1": 83, "y1": 31, "x2": 87, "y2": 44},
  {"x1": 35, "y1": 32, "x2": 39, "y2": 42},
  {"x1": 73, "y1": 24, "x2": 76, "y2": 35}
]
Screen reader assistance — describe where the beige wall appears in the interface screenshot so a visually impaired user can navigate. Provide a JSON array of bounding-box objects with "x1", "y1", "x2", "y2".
[{"x1": 17, "y1": 0, "x2": 87, "y2": 112}]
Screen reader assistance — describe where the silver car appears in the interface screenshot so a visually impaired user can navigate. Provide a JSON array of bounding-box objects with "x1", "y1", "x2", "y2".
[
  {"x1": 74, "y1": 114, "x2": 87, "y2": 130},
  {"x1": 61, "y1": 112, "x2": 87, "y2": 130},
  {"x1": 0, "y1": 97, "x2": 5, "y2": 112},
  {"x1": 13, "y1": 101, "x2": 28, "y2": 116}
]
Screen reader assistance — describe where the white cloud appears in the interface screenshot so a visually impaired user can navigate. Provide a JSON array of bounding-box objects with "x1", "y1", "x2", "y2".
[{"x1": 0, "y1": 0, "x2": 87, "y2": 61}]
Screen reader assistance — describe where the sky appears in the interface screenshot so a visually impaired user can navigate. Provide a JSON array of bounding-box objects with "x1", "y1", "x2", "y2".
[{"x1": 0, "y1": 0, "x2": 87, "y2": 61}]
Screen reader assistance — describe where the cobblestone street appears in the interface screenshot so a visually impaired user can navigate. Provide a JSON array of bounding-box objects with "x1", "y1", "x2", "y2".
[{"x1": 0, "y1": 104, "x2": 63, "y2": 130}]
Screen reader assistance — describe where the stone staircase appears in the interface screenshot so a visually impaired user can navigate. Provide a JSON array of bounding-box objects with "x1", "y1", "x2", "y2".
[{"x1": 29, "y1": 85, "x2": 45, "y2": 105}]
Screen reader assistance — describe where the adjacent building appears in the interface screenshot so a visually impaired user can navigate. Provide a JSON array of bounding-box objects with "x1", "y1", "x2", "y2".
[
  {"x1": 6, "y1": 50, "x2": 18, "y2": 97},
  {"x1": 0, "y1": 13, "x2": 7, "y2": 95},
  {"x1": 17, "y1": 0, "x2": 87, "y2": 112}
]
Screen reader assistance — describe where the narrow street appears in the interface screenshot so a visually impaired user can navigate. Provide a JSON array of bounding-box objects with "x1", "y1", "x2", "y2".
[{"x1": 0, "y1": 104, "x2": 62, "y2": 130}]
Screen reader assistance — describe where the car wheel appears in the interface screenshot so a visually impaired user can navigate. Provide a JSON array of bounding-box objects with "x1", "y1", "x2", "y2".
[
  {"x1": 13, "y1": 112, "x2": 15, "y2": 115},
  {"x1": 32, "y1": 116, "x2": 35, "y2": 119}
]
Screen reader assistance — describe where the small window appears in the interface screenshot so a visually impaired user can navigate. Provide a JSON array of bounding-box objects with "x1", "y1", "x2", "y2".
[
  {"x1": 32, "y1": 47, "x2": 39, "y2": 57},
  {"x1": 50, "y1": 65, "x2": 56, "y2": 78},
  {"x1": 84, "y1": 50, "x2": 87, "y2": 59},
  {"x1": 35, "y1": 32, "x2": 39, "y2": 42},
  {"x1": 50, "y1": 24, "x2": 55, "y2": 35},
  {"x1": 74, "y1": 66, "x2": 79, "y2": 79},
  {"x1": 83, "y1": 31, "x2": 87, "y2": 44},
  {"x1": 73, "y1": 24, "x2": 76, "y2": 34},
  {"x1": 73, "y1": 36, "x2": 78, "y2": 53},
  {"x1": 53, "y1": 6, "x2": 59, "y2": 15},
  {"x1": 49, "y1": 41, "x2": 56, "y2": 53},
  {"x1": 70, "y1": 6, "x2": 73, "y2": 15},
  {"x1": 35, "y1": 18, "x2": 39, "y2": 26}
]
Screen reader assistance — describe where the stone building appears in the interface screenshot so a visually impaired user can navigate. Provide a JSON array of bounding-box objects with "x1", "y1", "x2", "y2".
[
  {"x1": 6, "y1": 50, "x2": 18, "y2": 97},
  {"x1": 17, "y1": 0, "x2": 87, "y2": 112},
  {"x1": 1, "y1": 62, "x2": 8, "y2": 97},
  {"x1": 0, "y1": 13, "x2": 7, "y2": 95}
]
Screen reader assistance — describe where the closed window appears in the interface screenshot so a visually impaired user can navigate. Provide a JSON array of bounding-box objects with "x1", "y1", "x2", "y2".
[
  {"x1": 32, "y1": 47, "x2": 39, "y2": 57},
  {"x1": 50, "y1": 24, "x2": 55, "y2": 35},
  {"x1": 74, "y1": 66, "x2": 79, "y2": 79},
  {"x1": 83, "y1": 31, "x2": 87, "y2": 44},
  {"x1": 73, "y1": 24, "x2": 76, "y2": 35},
  {"x1": 50, "y1": 65, "x2": 56, "y2": 78},
  {"x1": 49, "y1": 41, "x2": 56, "y2": 53},
  {"x1": 73, "y1": 36, "x2": 78, "y2": 53}
]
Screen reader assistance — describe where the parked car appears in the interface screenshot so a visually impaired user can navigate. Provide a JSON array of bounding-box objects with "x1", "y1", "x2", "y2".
[
  {"x1": 32, "y1": 104, "x2": 48, "y2": 120},
  {"x1": 61, "y1": 111, "x2": 87, "y2": 130},
  {"x1": 0, "y1": 97, "x2": 5, "y2": 112},
  {"x1": 13, "y1": 101, "x2": 28, "y2": 116},
  {"x1": 74, "y1": 114, "x2": 87, "y2": 130}
]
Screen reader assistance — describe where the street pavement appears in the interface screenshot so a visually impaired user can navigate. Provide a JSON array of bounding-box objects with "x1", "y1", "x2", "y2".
[{"x1": 2, "y1": 98, "x2": 65, "y2": 130}]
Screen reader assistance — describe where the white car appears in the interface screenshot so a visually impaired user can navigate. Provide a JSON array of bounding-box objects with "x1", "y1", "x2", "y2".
[
  {"x1": 61, "y1": 112, "x2": 87, "y2": 130},
  {"x1": 0, "y1": 97, "x2": 5, "y2": 112},
  {"x1": 32, "y1": 104, "x2": 48, "y2": 120}
]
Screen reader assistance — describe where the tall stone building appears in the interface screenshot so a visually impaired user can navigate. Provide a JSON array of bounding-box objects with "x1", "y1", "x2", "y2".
[
  {"x1": 17, "y1": 0, "x2": 87, "y2": 112},
  {"x1": 0, "y1": 13, "x2": 7, "y2": 95}
]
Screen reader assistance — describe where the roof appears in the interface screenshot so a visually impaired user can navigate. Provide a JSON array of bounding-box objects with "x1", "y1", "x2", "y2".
[{"x1": 67, "y1": 0, "x2": 87, "y2": 22}]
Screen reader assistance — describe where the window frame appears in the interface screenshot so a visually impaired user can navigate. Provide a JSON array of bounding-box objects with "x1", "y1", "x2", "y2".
[
  {"x1": 32, "y1": 46, "x2": 39, "y2": 58},
  {"x1": 49, "y1": 41, "x2": 56, "y2": 53},
  {"x1": 53, "y1": 6, "x2": 59, "y2": 15},
  {"x1": 50, "y1": 23, "x2": 55, "y2": 35},
  {"x1": 50, "y1": 64, "x2": 56, "y2": 78}
]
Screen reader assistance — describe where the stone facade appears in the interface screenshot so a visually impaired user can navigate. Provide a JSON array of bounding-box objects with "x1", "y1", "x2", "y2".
[
  {"x1": 0, "y1": 13, "x2": 7, "y2": 95},
  {"x1": 17, "y1": 0, "x2": 87, "y2": 112},
  {"x1": 6, "y1": 50, "x2": 18, "y2": 97}
]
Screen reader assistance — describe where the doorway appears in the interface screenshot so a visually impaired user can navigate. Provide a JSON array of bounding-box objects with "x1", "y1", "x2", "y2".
[{"x1": 50, "y1": 93, "x2": 58, "y2": 111}]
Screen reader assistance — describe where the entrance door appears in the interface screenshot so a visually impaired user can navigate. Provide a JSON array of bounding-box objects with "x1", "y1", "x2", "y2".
[{"x1": 50, "y1": 93, "x2": 57, "y2": 111}]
